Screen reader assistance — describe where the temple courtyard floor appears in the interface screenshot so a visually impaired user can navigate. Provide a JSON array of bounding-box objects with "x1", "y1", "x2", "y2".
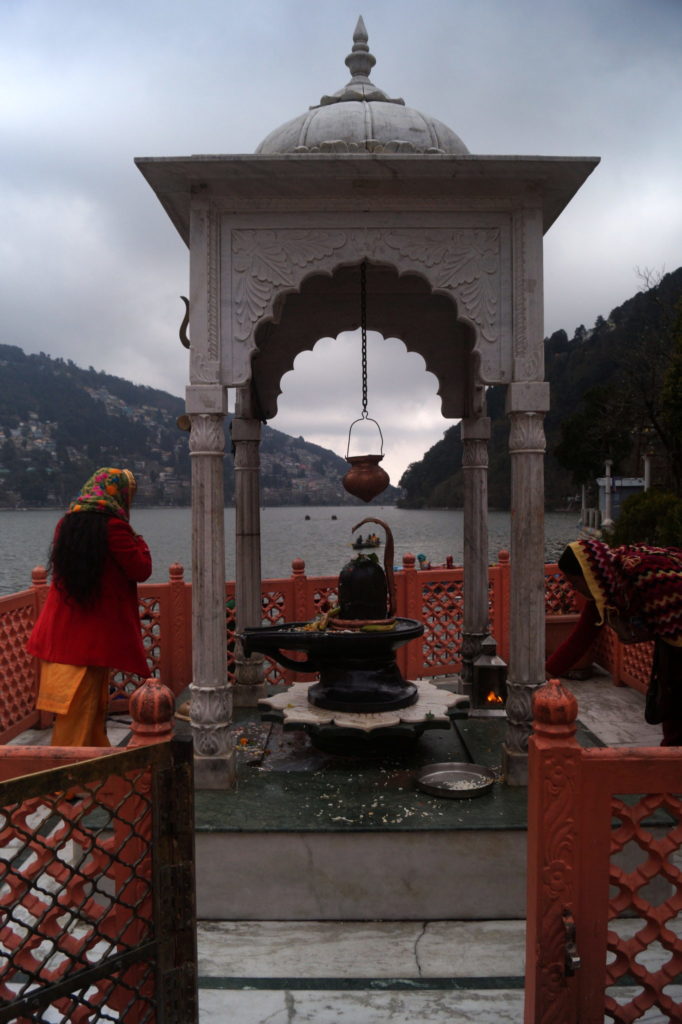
[{"x1": 12, "y1": 672, "x2": 672, "y2": 1022}]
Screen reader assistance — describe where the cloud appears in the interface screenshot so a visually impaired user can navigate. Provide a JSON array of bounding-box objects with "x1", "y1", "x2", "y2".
[
  {"x1": 1, "y1": 0, "x2": 681, "y2": 478},
  {"x1": 274, "y1": 334, "x2": 444, "y2": 481}
]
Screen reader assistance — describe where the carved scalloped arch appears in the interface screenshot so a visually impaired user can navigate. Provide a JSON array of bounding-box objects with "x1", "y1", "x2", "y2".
[{"x1": 250, "y1": 261, "x2": 479, "y2": 420}]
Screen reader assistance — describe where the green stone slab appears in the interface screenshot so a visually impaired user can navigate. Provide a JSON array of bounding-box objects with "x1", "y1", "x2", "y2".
[
  {"x1": 194, "y1": 705, "x2": 531, "y2": 833},
  {"x1": 198, "y1": 977, "x2": 526, "y2": 991}
]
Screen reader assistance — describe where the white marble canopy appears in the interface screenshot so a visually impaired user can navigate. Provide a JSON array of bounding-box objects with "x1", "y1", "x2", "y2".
[
  {"x1": 136, "y1": 151, "x2": 598, "y2": 414},
  {"x1": 136, "y1": 19, "x2": 599, "y2": 787}
]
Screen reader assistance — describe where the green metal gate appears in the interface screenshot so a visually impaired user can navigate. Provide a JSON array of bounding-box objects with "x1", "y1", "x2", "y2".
[{"x1": 0, "y1": 739, "x2": 197, "y2": 1023}]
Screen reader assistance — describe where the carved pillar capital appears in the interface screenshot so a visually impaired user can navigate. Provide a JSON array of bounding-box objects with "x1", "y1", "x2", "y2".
[
  {"x1": 508, "y1": 409, "x2": 546, "y2": 454},
  {"x1": 189, "y1": 412, "x2": 225, "y2": 456},
  {"x1": 462, "y1": 436, "x2": 490, "y2": 470}
]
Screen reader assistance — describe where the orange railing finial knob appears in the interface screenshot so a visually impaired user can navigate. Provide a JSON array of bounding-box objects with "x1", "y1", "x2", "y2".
[
  {"x1": 128, "y1": 677, "x2": 175, "y2": 746},
  {"x1": 532, "y1": 677, "x2": 579, "y2": 739}
]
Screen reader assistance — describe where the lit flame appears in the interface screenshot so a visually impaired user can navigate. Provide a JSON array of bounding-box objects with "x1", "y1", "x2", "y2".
[{"x1": 486, "y1": 690, "x2": 504, "y2": 705}]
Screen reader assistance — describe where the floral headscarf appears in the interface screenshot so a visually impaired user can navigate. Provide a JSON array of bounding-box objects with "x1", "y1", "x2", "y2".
[
  {"x1": 568, "y1": 538, "x2": 682, "y2": 644},
  {"x1": 68, "y1": 467, "x2": 136, "y2": 521},
  {"x1": 567, "y1": 540, "x2": 616, "y2": 624}
]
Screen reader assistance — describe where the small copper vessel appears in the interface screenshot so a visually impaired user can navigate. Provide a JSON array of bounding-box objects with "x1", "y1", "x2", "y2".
[
  {"x1": 342, "y1": 417, "x2": 390, "y2": 502},
  {"x1": 342, "y1": 454, "x2": 390, "y2": 503}
]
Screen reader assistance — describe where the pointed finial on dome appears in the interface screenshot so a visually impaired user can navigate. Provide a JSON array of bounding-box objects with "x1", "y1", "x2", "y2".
[
  {"x1": 318, "y1": 16, "x2": 404, "y2": 107},
  {"x1": 345, "y1": 15, "x2": 376, "y2": 81}
]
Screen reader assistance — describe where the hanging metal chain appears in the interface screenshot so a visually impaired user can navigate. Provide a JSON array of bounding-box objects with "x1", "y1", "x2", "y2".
[
  {"x1": 344, "y1": 260, "x2": 385, "y2": 461},
  {"x1": 360, "y1": 260, "x2": 368, "y2": 418}
]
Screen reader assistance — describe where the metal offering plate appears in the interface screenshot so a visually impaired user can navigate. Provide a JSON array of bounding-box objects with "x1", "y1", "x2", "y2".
[{"x1": 415, "y1": 762, "x2": 496, "y2": 799}]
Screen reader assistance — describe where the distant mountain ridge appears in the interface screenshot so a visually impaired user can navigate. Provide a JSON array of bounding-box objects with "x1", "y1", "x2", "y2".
[
  {"x1": 398, "y1": 267, "x2": 682, "y2": 509},
  {"x1": 0, "y1": 345, "x2": 399, "y2": 508}
]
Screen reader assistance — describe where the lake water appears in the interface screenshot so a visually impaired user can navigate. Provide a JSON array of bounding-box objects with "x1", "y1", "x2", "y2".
[{"x1": 0, "y1": 506, "x2": 581, "y2": 596}]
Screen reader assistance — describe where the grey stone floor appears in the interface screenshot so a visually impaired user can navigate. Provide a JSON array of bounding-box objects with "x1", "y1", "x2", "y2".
[{"x1": 7, "y1": 713, "x2": 132, "y2": 748}]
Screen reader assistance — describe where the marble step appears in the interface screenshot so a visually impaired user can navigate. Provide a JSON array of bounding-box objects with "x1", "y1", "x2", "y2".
[{"x1": 197, "y1": 920, "x2": 526, "y2": 1023}]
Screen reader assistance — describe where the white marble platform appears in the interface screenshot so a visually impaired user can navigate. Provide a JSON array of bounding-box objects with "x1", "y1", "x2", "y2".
[{"x1": 259, "y1": 679, "x2": 462, "y2": 731}]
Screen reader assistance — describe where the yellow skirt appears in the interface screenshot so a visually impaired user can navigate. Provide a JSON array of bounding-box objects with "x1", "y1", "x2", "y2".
[{"x1": 36, "y1": 662, "x2": 111, "y2": 747}]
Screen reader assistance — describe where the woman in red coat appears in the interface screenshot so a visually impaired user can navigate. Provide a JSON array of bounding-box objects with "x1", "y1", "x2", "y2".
[{"x1": 27, "y1": 467, "x2": 152, "y2": 746}]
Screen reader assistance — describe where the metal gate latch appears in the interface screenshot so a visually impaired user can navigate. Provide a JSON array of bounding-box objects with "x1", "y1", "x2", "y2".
[{"x1": 562, "y1": 908, "x2": 581, "y2": 975}]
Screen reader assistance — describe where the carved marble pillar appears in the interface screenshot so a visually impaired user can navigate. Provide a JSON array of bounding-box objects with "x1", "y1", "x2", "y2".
[
  {"x1": 232, "y1": 387, "x2": 266, "y2": 707},
  {"x1": 460, "y1": 415, "x2": 491, "y2": 693},
  {"x1": 503, "y1": 381, "x2": 550, "y2": 786},
  {"x1": 187, "y1": 391, "x2": 236, "y2": 789}
]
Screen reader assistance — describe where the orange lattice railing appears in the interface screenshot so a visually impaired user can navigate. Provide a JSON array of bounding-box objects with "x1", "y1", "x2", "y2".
[
  {"x1": 0, "y1": 739, "x2": 197, "y2": 1023},
  {"x1": 526, "y1": 679, "x2": 682, "y2": 1024},
  {"x1": 606, "y1": 790, "x2": 682, "y2": 1021},
  {"x1": 0, "y1": 586, "x2": 42, "y2": 742},
  {"x1": 0, "y1": 554, "x2": 653, "y2": 739}
]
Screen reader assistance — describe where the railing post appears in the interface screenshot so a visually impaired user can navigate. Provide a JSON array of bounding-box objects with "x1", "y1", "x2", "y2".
[
  {"x1": 291, "y1": 558, "x2": 308, "y2": 621},
  {"x1": 401, "y1": 553, "x2": 422, "y2": 680},
  {"x1": 164, "y1": 563, "x2": 192, "y2": 695},
  {"x1": 31, "y1": 565, "x2": 49, "y2": 608},
  {"x1": 525, "y1": 678, "x2": 581, "y2": 1024},
  {"x1": 31, "y1": 566, "x2": 51, "y2": 728}
]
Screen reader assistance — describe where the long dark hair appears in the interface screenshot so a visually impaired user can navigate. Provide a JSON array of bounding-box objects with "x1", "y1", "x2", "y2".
[
  {"x1": 558, "y1": 546, "x2": 583, "y2": 579},
  {"x1": 49, "y1": 512, "x2": 110, "y2": 607}
]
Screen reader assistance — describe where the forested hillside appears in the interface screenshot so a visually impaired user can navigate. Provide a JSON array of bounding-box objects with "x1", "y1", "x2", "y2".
[
  {"x1": 0, "y1": 346, "x2": 398, "y2": 507},
  {"x1": 399, "y1": 267, "x2": 682, "y2": 509}
]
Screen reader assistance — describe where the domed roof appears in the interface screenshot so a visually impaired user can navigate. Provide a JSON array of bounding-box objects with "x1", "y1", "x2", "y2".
[{"x1": 256, "y1": 17, "x2": 469, "y2": 156}]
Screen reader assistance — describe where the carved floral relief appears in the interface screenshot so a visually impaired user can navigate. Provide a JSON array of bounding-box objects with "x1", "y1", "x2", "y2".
[
  {"x1": 230, "y1": 226, "x2": 501, "y2": 349},
  {"x1": 232, "y1": 230, "x2": 347, "y2": 342}
]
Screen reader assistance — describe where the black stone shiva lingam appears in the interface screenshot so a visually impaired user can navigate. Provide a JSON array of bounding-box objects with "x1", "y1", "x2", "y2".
[{"x1": 241, "y1": 518, "x2": 423, "y2": 714}]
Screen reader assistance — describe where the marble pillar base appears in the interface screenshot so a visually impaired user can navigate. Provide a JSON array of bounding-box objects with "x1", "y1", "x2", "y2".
[
  {"x1": 232, "y1": 655, "x2": 267, "y2": 707},
  {"x1": 232, "y1": 682, "x2": 268, "y2": 708},
  {"x1": 193, "y1": 752, "x2": 237, "y2": 790},
  {"x1": 501, "y1": 743, "x2": 528, "y2": 787}
]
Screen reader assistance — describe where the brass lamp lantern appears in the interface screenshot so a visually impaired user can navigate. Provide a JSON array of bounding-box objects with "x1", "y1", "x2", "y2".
[
  {"x1": 470, "y1": 635, "x2": 508, "y2": 717},
  {"x1": 341, "y1": 261, "x2": 390, "y2": 502}
]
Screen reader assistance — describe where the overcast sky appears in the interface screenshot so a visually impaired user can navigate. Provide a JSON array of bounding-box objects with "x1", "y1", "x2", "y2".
[{"x1": 2, "y1": 0, "x2": 681, "y2": 483}]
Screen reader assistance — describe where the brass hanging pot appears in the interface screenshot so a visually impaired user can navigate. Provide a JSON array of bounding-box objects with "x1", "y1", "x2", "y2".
[{"x1": 341, "y1": 261, "x2": 390, "y2": 503}]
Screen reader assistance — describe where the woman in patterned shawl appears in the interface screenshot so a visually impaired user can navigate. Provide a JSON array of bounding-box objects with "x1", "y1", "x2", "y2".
[
  {"x1": 28, "y1": 468, "x2": 152, "y2": 746},
  {"x1": 547, "y1": 538, "x2": 682, "y2": 745}
]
